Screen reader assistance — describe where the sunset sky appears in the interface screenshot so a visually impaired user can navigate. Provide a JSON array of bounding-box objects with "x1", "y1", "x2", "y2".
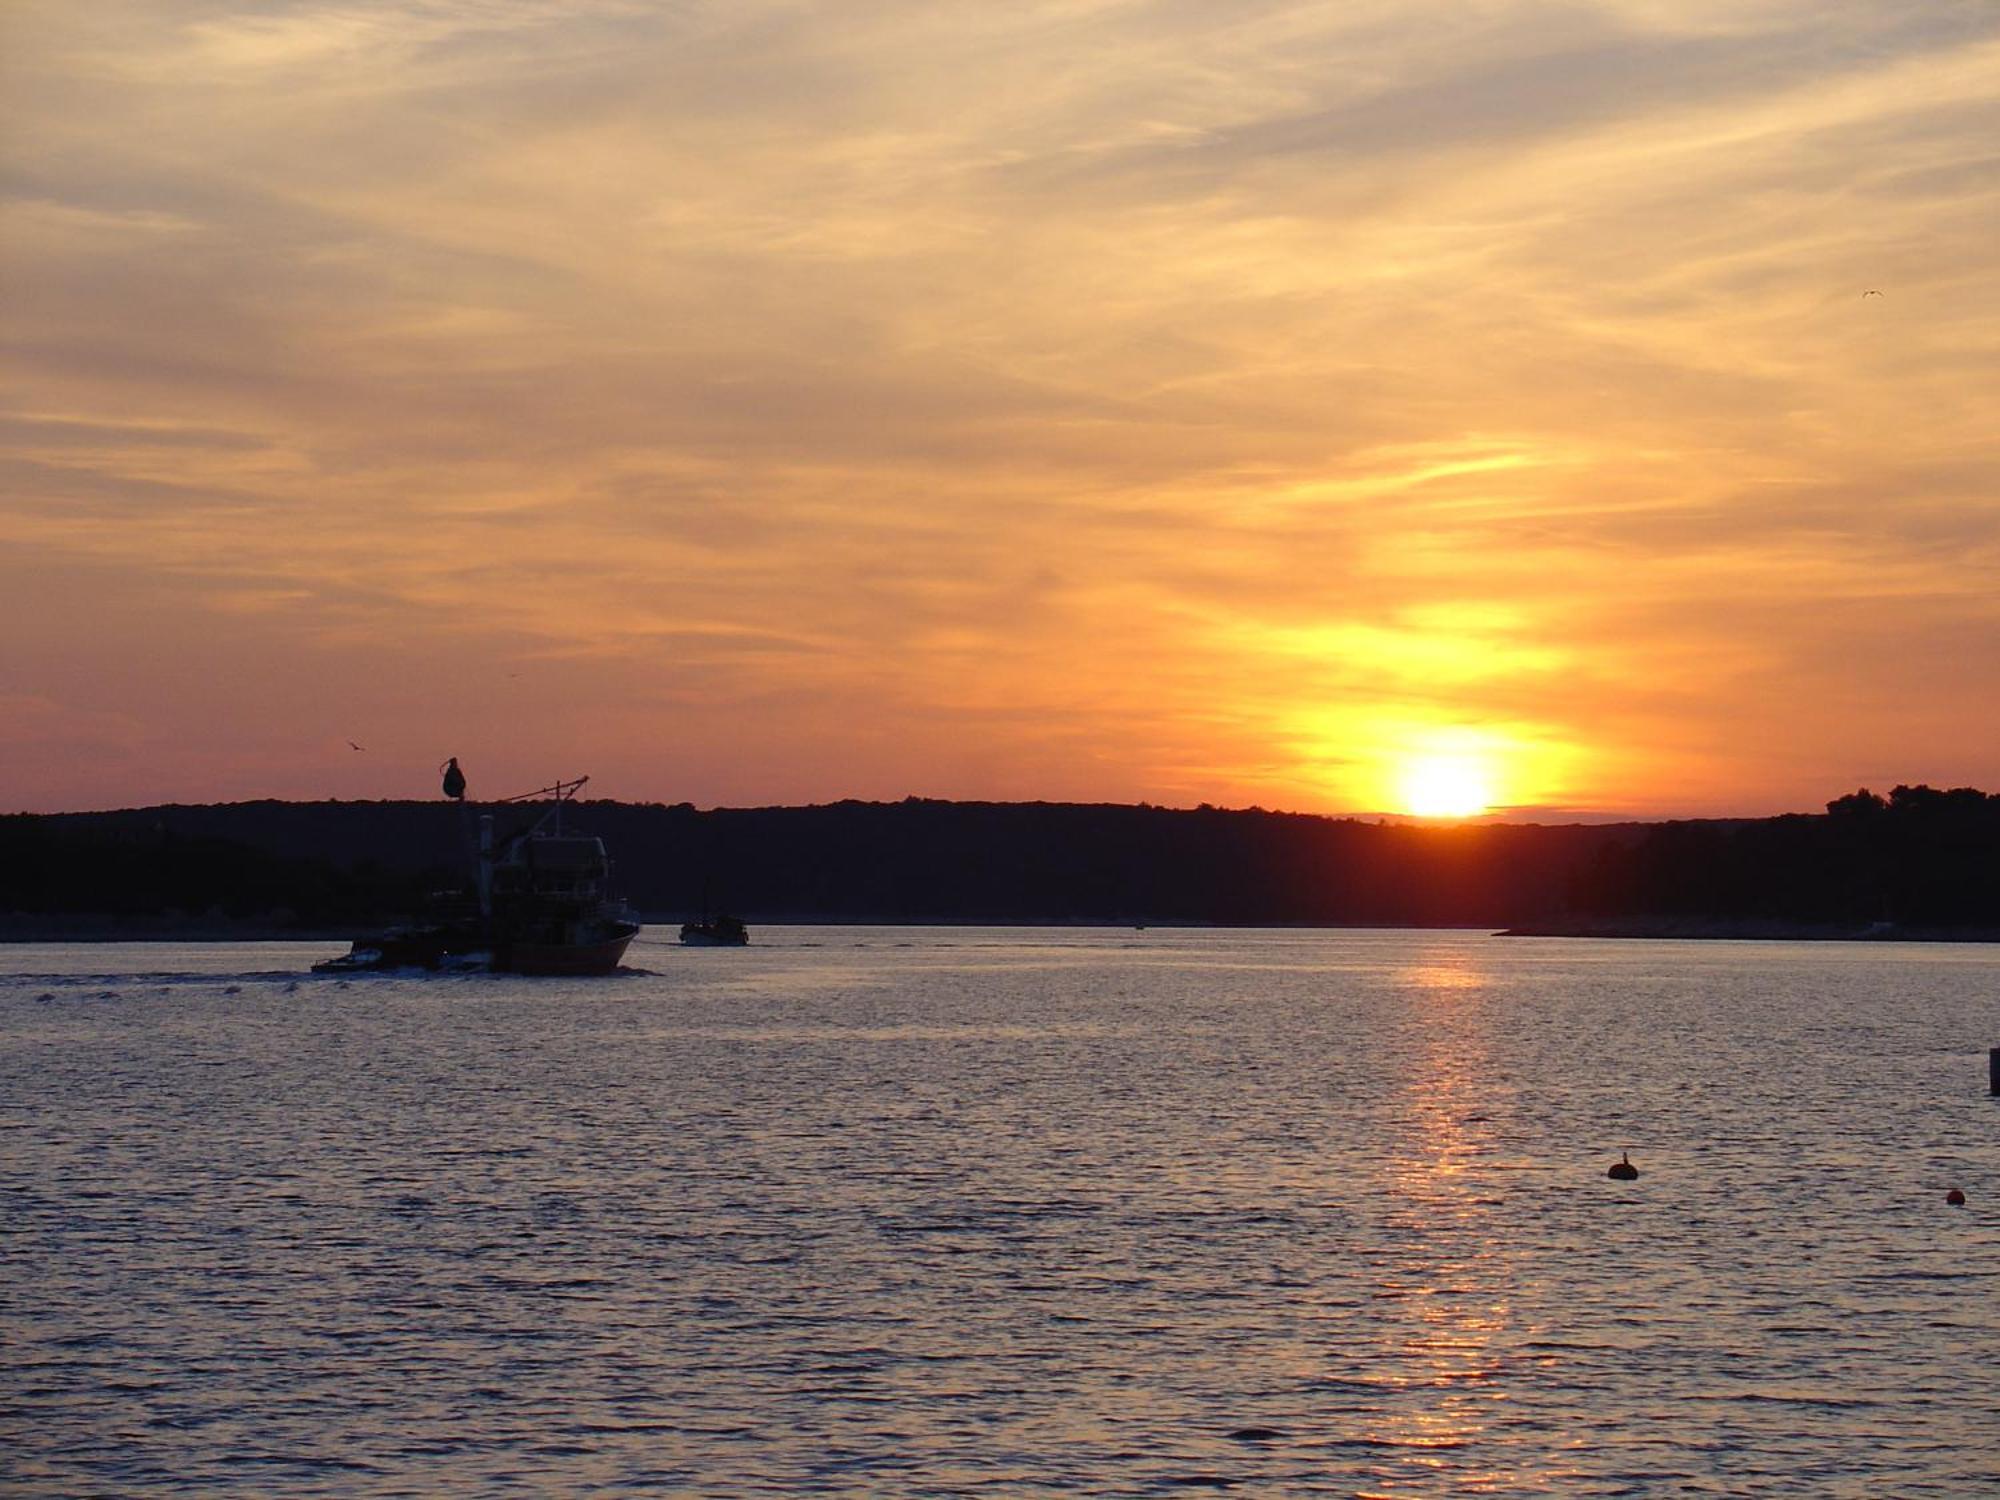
[{"x1": 5, "y1": 1, "x2": 1997, "y2": 818}]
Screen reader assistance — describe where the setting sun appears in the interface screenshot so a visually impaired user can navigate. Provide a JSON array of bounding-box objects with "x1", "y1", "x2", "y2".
[{"x1": 1398, "y1": 754, "x2": 1495, "y2": 819}]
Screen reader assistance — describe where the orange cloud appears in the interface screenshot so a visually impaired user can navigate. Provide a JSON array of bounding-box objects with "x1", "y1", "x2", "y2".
[{"x1": 3, "y1": 1, "x2": 1996, "y2": 812}]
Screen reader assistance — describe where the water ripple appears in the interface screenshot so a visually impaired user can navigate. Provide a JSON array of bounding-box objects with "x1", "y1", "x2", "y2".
[{"x1": 3, "y1": 928, "x2": 1998, "y2": 1495}]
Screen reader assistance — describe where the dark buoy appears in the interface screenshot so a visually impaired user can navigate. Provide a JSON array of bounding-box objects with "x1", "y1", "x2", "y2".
[
  {"x1": 1946, "y1": 1187, "x2": 1966, "y2": 1206},
  {"x1": 1607, "y1": 1152, "x2": 1639, "y2": 1181},
  {"x1": 441, "y1": 756, "x2": 467, "y2": 801}
]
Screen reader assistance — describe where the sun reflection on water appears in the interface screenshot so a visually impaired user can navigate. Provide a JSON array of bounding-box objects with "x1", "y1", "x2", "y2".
[
  {"x1": 1332, "y1": 945, "x2": 1542, "y2": 1489},
  {"x1": 1392, "y1": 959, "x2": 1490, "y2": 993}
]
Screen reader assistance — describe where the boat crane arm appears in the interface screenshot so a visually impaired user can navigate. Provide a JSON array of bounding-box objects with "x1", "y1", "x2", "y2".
[{"x1": 492, "y1": 775, "x2": 590, "y2": 805}]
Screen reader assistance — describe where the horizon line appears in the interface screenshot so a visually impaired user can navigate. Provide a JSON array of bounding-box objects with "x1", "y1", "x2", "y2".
[{"x1": 16, "y1": 787, "x2": 1985, "y2": 826}]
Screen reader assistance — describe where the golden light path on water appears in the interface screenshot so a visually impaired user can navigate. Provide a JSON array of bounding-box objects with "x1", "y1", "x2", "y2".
[{"x1": 1360, "y1": 954, "x2": 1529, "y2": 1492}]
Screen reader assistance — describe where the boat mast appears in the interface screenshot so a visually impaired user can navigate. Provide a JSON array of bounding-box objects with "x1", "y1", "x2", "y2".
[{"x1": 478, "y1": 815, "x2": 494, "y2": 918}]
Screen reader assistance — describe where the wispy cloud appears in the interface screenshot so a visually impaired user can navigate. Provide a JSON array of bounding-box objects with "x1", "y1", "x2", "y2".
[{"x1": 2, "y1": 1, "x2": 1996, "y2": 812}]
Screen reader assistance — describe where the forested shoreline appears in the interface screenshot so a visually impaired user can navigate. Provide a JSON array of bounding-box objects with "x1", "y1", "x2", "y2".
[{"x1": 4, "y1": 785, "x2": 1994, "y2": 938}]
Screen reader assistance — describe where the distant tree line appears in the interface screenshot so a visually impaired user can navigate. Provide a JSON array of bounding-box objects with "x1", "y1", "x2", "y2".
[
  {"x1": 1563, "y1": 785, "x2": 1999, "y2": 928},
  {"x1": 0, "y1": 814, "x2": 455, "y2": 931},
  {"x1": 3, "y1": 784, "x2": 1994, "y2": 934}
]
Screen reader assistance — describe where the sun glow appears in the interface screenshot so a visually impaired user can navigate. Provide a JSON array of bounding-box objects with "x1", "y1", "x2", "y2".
[{"x1": 1398, "y1": 753, "x2": 1496, "y2": 819}]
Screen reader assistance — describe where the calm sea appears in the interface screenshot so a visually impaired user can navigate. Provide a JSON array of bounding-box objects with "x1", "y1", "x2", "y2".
[{"x1": 3, "y1": 928, "x2": 1996, "y2": 1495}]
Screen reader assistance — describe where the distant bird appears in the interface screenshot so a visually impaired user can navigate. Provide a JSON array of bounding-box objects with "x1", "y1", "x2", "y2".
[
  {"x1": 1608, "y1": 1152, "x2": 1639, "y2": 1181},
  {"x1": 1946, "y1": 1187, "x2": 1966, "y2": 1206},
  {"x1": 1862, "y1": 289, "x2": 1884, "y2": 298},
  {"x1": 440, "y1": 756, "x2": 467, "y2": 801},
  {"x1": 348, "y1": 740, "x2": 366, "y2": 752}
]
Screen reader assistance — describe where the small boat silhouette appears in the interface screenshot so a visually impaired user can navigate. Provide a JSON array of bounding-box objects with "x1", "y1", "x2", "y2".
[{"x1": 680, "y1": 913, "x2": 749, "y2": 946}]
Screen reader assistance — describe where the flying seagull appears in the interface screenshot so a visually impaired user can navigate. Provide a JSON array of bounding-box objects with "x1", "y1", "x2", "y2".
[
  {"x1": 1862, "y1": 289, "x2": 1883, "y2": 298},
  {"x1": 348, "y1": 740, "x2": 366, "y2": 751}
]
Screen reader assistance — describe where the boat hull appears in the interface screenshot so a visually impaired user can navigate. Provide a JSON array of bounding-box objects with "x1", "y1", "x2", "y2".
[
  {"x1": 314, "y1": 919, "x2": 640, "y2": 976},
  {"x1": 498, "y1": 922, "x2": 640, "y2": 976}
]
